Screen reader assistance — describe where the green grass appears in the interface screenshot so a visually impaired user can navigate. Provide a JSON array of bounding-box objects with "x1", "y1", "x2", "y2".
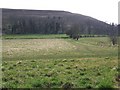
[
  {"x1": 2, "y1": 35, "x2": 118, "y2": 88},
  {"x1": 2, "y1": 34, "x2": 68, "y2": 39}
]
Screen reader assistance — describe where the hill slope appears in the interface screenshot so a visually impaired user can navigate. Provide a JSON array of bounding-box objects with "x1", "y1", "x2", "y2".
[{"x1": 2, "y1": 8, "x2": 110, "y2": 35}]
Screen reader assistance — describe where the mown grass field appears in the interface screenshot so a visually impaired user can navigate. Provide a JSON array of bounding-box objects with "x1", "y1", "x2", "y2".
[{"x1": 2, "y1": 34, "x2": 118, "y2": 88}]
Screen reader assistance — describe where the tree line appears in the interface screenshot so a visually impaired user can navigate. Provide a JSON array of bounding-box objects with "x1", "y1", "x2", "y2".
[
  {"x1": 2, "y1": 15, "x2": 119, "y2": 41},
  {"x1": 3, "y1": 16, "x2": 65, "y2": 34}
]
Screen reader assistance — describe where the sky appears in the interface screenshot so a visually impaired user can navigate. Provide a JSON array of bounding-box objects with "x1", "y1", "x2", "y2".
[{"x1": 0, "y1": 0, "x2": 119, "y2": 24}]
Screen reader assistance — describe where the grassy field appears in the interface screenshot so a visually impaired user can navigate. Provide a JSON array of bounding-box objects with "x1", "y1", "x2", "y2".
[{"x1": 2, "y1": 34, "x2": 118, "y2": 88}]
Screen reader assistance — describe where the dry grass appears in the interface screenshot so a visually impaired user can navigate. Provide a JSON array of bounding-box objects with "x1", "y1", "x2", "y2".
[{"x1": 2, "y1": 39, "x2": 74, "y2": 58}]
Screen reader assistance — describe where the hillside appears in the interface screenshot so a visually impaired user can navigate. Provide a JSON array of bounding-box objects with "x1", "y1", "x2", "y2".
[{"x1": 2, "y1": 8, "x2": 110, "y2": 35}]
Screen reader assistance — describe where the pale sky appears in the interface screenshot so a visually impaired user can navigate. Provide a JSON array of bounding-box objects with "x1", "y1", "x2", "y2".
[{"x1": 0, "y1": 0, "x2": 119, "y2": 24}]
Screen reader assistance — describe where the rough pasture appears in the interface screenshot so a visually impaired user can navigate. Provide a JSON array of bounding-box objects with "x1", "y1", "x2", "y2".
[{"x1": 2, "y1": 35, "x2": 118, "y2": 88}]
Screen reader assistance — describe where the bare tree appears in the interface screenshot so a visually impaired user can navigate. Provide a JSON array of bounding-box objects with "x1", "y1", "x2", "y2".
[
  {"x1": 66, "y1": 24, "x2": 81, "y2": 40},
  {"x1": 109, "y1": 23, "x2": 118, "y2": 45}
]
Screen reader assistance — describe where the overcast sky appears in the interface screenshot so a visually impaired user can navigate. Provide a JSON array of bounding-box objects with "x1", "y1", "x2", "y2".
[{"x1": 0, "y1": 0, "x2": 119, "y2": 24}]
